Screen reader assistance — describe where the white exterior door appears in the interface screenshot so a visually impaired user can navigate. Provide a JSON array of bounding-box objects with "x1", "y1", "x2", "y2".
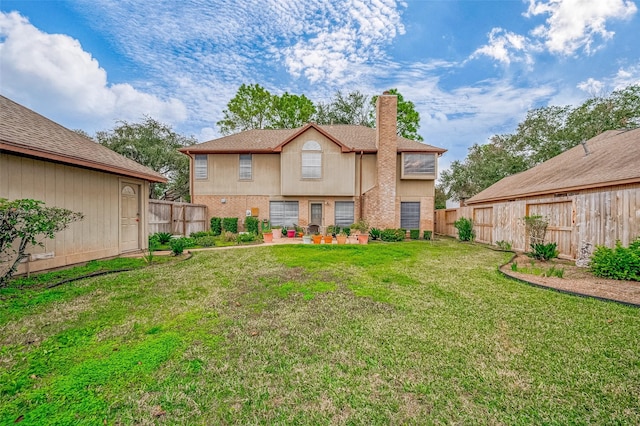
[{"x1": 120, "y1": 183, "x2": 140, "y2": 251}]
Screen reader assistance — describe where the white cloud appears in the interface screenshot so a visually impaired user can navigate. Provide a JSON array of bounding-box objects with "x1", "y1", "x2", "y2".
[
  {"x1": 0, "y1": 11, "x2": 186, "y2": 131},
  {"x1": 471, "y1": 28, "x2": 537, "y2": 65},
  {"x1": 577, "y1": 63, "x2": 640, "y2": 95},
  {"x1": 525, "y1": 0, "x2": 637, "y2": 55}
]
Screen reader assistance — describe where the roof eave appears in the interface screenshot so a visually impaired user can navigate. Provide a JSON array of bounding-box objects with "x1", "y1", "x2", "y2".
[
  {"x1": 466, "y1": 177, "x2": 640, "y2": 205},
  {"x1": 1, "y1": 141, "x2": 167, "y2": 183}
]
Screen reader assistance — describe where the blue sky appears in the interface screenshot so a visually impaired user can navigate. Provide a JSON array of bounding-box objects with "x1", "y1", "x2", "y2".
[{"x1": 1, "y1": 0, "x2": 639, "y2": 171}]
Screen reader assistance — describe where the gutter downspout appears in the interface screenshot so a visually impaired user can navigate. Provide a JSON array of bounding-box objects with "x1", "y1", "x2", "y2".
[{"x1": 359, "y1": 150, "x2": 363, "y2": 220}]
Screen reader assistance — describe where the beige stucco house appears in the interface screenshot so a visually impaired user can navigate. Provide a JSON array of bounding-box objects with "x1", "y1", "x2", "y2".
[
  {"x1": 180, "y1": 93, "x2": 446, "y2": 233},
  {"x1": 0, "y1": 95, "x2": 166, "y2": 274}
]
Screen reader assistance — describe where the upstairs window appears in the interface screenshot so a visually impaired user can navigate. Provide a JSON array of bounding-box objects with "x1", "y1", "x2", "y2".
[
  {"x1": 401, "y1": 153, "x2": 436, "y2": 179},
  {"x1": 194, "y1": 154, "x2": 208, "y2": 179},
  {"x1": 302, "y1": 140, "x2": 322, "y2": 179},
  {"x1": 239, "y1": 154, "x2": 252, "y2": 180}
]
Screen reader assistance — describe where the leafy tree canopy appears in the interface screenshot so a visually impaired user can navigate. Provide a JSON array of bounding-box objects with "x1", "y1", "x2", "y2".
[
  {"x1": 96, "y1": 117, "x2": 196, "y2": 199},
  {"x1": 371, "y1": 89, "x2": 423, "y2": 141},
  {"x1": 440, "y1": 84, "x2": 640, "y2": 201},
  {"x1": 314, "y1": 90, "x2": 374, "y2": 127}
]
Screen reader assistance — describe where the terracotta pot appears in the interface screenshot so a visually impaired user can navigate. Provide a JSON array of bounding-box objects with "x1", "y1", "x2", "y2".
[
  {"x1": 287, "y1": 229, "x2": 296, "y2": 238},
  {"x1": 263, "y1": 232, "x2": 273, "y2": 243},
  {"x1": 312, "y1": 235, "x2": 322, "y2": 244},
  {"x1": 272, "y1": 228, "x2": 282, "y2": 239},
  {"x1": 323, "y1": 236, "x2": 333, "y2": 244},
  {"x1": 358, "y1": 234, "x2": 369, "y2": 245},
  {"x1": 336, "y1": 235, "x2": 347, "y2": 245}
]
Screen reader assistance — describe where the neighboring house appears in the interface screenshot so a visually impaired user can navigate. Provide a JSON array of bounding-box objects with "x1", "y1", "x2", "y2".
[
  {"x1": 180, "y1": 93, "x2": 446, "y2": 233},
  {"x1": 455, "y1": 128, "x2": 640, "y2": 259},
  {"x1": 0, "y1": 95, "x2": 166, "y2": 274}
]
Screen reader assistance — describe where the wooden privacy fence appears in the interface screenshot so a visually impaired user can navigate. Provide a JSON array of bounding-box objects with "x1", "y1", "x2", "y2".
[
  {"x1": 434, "y1": 185, "x2": 640, "y2": 260},
  {"x1": 148, "y1": 200, "x2": 208, "y2": 236}
]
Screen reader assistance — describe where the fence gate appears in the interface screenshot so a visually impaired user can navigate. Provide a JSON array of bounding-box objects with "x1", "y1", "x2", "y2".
[
  {"x1": 526, "y1": 201, "x2": 574, "y2": 258},
  {"x1": 473, "y1": 207, "x2": 493, "y2": 244}
]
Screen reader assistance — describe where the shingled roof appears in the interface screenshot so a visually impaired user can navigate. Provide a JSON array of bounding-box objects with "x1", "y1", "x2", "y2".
[
  {"x1": 0, "y1": 95, "x2": 166, "y2": 183},
  {"x1": 179, "y1": 123, "x2": 446, "y2": 154},
  {"x1": 466, "y1": 128, "x2": 640, "y2": 205}
]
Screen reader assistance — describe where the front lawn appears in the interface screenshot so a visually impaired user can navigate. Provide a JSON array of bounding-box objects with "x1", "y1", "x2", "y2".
[{"x1": 1, "y1": 240, "x2": 638, "y2": 424}]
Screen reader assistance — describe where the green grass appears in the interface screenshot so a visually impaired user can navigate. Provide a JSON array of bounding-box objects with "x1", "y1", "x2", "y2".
[{"x1": 1, "y1": 240, "x2": 638, "y2": 424}]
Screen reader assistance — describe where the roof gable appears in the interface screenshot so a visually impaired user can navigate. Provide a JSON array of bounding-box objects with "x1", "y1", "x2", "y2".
[
  {"x1": 0, "y1": 95, "x2": 166, "y2": 183},
  {"x1": 272, "y1": 123, "x2": 352, "y2": 153},
  {"x1": 467, "y1": 128, "x2": 640, "y2": 204}
]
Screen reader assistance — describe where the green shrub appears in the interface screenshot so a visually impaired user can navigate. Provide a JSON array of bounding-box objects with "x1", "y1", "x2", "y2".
[
  {"x1": 222, "y1": 217, "x2": 238, "y2": 234},
  {"x1": 169, "y1": 237, "x2": 193, "y2": 255},
  {"x1": 342, "y1": 227, "x2": 351, "y2": 237},
  {"x1": 423, "y1": 230, "x2": 432, "y2": 241},
  {"x1": 155, "y1": 232, "x2": 173, "y2": 244},
  {"x1": 590, "y1": 238, "x2": 640, "y2": 281},
  {"x1": 454, "y1": 217, "x2": 474, "y2": 241},
  {"x1": 369, "y1": 228, "x2": 381, "y2": 240},
  {"x1": 510, "y1": 262, "x2": 518, "y2": 272},
  {"x1": 237, "y1": 232, "x2": 257, "y2": 243},
  {"x1": 528, "y1": 242, "x2": 559, "y2": 261},
  {"x1": 194, "y1": 235, "x2": 217, "y2": 247},
  {"x1": 210, "y1": 217, "x2": 222, "y2": 236},
  {"x1": 410, "y1": 229, "x2": 420, "y2": 240},
  {"x1": 245, "y1": 217, "x2": 259, "y2": 235},
  {"x1": 381, "y1": 228, "x2": 405, "y2": 242},
  {"x1": 327, "y1": 225, "x2": 339, "y2": 236},
  {"x1": 190, "y1": 231, "x2": 211, "y2": 239}
]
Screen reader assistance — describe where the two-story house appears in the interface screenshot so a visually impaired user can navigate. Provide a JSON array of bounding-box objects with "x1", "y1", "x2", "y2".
[{"x1": 180, "y1": 93, "x2": 446, "y2": 233}]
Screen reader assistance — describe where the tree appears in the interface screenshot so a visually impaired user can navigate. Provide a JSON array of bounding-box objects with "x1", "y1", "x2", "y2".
[
  {"x1": 268, "y1": 92, "x2": 316, "y2": 129},
  {"x1": 217, "y1": 84, "x2": 317, "y2": 134},
  {"x1": 96, "y1": 117, "x2": 196, "y2": 199},
  {"x1": 217, "y1": 83, "x2": 274, "y2": 135},
  {"x1": 1, "y1": 199, "x2": 83, "y2": 286},
  {"x1": 314, "y1": 91, "x2": 374, "y2": 127},
  {"x1": 434, "y1": 185, "x2": 448, "y2": 210},
  {"x1": 440, "y1": 84, "x2": 640, "y2": 201},
  {"x1": 371, "y1": 89, "x2": 423, "y2": 141}
]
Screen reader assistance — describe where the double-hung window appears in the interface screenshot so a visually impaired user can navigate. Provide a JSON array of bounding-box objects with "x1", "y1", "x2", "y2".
[
  {"x1": 335, "y1": 201, "x2": 355, "y2": 227},
  {"x1": 194, "y1": 154, "x2": 208, "y2": 179},
  {"x1": 302, "y1": 141, "x2": 322, "y2": 179},
  {"x1": 239, "y1": 154, "x2": 252, "y2": 180}
]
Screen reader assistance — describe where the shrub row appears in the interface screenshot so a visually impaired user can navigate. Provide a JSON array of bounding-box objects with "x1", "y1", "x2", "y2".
[
  {"x1": 210, "y1": 217, "x2": 239, "y2": 235},
  {"x1": 590, "y1": 238, "x2": 640, "y2": 281}
]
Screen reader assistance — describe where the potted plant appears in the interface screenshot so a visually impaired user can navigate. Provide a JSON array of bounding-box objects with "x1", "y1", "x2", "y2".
[
  {"x1": 312, "y1": 232, "x2": 322, "y2": 244},
  {"x1": 262, "y1": 227, "x2": 273, "y2": 243},
  {"x1": 296, "y1": 225, "x2": 304, "y2": 238},
  {"x1": 352, "y1": 219, "x2": 370, "y2": 245},
  {"x1": 287, "y1": 226, "x2": 296, "y2": 238},
  {"x1": 272, "y1": 225, "x2": 282, "y2": 239},
  {"x1": 302, "y1": 231, "x2": 312, "y2": 244},
  {"x1": 323, "y1": 229, "x2": 333, "y2": 244},
  {"x1": 336, "y1": 230, "x2": 348, "y2": 245}
]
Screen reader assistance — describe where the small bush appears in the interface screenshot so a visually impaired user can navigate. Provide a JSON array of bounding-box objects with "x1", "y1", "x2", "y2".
[
  {"x1": 154, "y1": 232, "x2": 173, "y2": 244},
  {"x1": 381, "y1": 228, "x2": 405, "y2": 242},
  {"x1": 190, "y1": 231, "x2": 211, "y2": 239},
  {"x1": 454, "y1": 217, "x2": 474, "y2": 241},
  {"x1": 210, "y1": 217, "x2": 222, "y2": 236},
  {"x1": 528, "y1": 242, "x2": 559, "y2": 261},
  {"x1": 237, "y1": 232, "x2": 257, "y2": 244},
  {"x1": 423, "y1": 230, "x2": 432, "y2": 241},
  {"x1": 221, "y1": 231, "x2": 237, "y2": 242},
  {"x1": 370, "y1": 228, "x2": 381, "y2": 240},
  {"x1": 342, "y1": 227, "x2": 351, "y2": 237},
  {"x1": 510, "y1": 262, "x2": 518, "y2": 272},
  {"x1": 222, "y1": 217, "x2": 238, "y2": 234},
  {"x1": 410, "y1": 229, "x2": 420, "y2": 240},
  {"x1": 590, "y1": 238, "x2": 640, "y2": 281},
  {"x1": 194, "y1": 235, "x2": 217, "y2": 247},
  {"x1": 496, "y1": 240, "x2": 512, "y2": 251},
  {"x1": 245, "y1": 217, "x2": 259, "y2": 235},
  {"x1": 169, "y1": 237, "x2": 193, "y2": 255}
]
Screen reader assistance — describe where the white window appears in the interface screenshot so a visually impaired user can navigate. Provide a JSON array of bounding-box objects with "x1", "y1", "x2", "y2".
[
  {"x1": 239, "y1": 154, "x2": 252, "y2": 180},
  {"x1": 195, "y1": 154, "x2": 208, "y2": 179},
  {"x1": 270, "y1": 201, "x2": 299, "y2": 227},
  {"x1": 401, "y1": 202, "x2": 420, "y2": 229},
  {"x1": 335, "y1": 201, "x2": 354, "y2": 227},
  {"x1": 402, "y1": 153, "x2": 435, "y2": 177},
  {"x1": 302, "y1": 140, "x2": 322, "y2": 179}
]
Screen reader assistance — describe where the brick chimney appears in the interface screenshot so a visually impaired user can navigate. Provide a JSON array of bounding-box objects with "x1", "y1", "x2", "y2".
[{"x1": 372, "y1": 92, "x2": 398, "y2": 228}]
